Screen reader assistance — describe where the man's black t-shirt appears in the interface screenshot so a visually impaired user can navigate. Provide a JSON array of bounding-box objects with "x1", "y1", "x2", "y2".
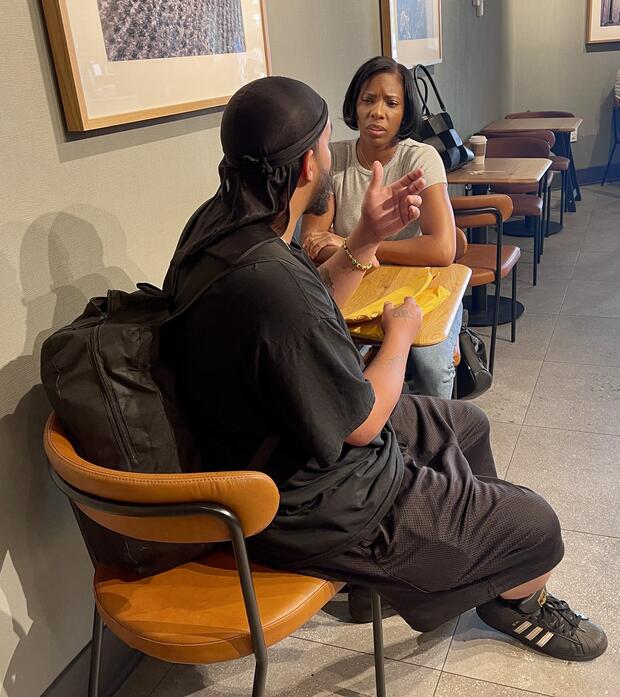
[{"x1": 172, "y1": 227, "x2": 404, "y2": 567}]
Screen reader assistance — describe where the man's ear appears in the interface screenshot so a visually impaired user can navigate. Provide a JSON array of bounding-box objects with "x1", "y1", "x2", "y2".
[{"x1": 300, "y1": 149, "x2": 315, "y2": 183}]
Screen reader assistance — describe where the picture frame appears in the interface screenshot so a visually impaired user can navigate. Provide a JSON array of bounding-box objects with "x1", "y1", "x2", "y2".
[
  {"x1": 380, "y1": 0, "x2": 442, "y2": 67},
  {"x1": 587, "y1": 0, "x2": 620, "y2": 43},
  {"x1": 41, "y1": 0, "x2": 271, "y2": 131}
]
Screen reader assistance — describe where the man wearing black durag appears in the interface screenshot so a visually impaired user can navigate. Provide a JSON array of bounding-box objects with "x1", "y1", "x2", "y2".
[{"x1": 165, "y1": 77, "x2": 606, "y2": 661}]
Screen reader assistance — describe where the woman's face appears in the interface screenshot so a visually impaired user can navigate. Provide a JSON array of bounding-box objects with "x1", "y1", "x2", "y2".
[{"x1": 356, "y1": 70, "x2": 405, "y2": 147}]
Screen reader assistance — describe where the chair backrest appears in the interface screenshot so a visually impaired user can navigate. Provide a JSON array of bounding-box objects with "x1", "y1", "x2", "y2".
[
  {"x1": 505, "y1": 110, "x2": 574, "y2": 119},
  {"x1": 485, "y1": 136, "x2": 550, "y2": 159},
  {"x1": 480, "y1": 129, "x2": 555, "y2": 148},
  {"x1": 451, "y1": 194, "x2": 514, "y2": 232},
  {"x1": 44, "y1": 413, "x2": 280, "y2": 544}
]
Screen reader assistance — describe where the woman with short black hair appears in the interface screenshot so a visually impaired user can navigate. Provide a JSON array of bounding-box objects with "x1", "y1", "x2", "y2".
[{"x1": 302, "y1": 55, "x2": 460, "y2": 399}]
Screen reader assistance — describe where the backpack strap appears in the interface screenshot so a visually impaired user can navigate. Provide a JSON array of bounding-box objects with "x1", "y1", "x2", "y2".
[{"x1": 168, "y1": 236, "x2": 294, "y2": 321}]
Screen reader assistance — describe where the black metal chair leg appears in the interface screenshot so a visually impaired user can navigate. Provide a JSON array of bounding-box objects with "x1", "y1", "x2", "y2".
[
  {"x1": 252, "y1": 654, "x2": 268, "y2": 697},
  {"x1": 567, "y1": 139, "x2": 580, "y2": 207},
  {"x1": 511, "y1": 265, "x2": 518, "y2": 343},
  {"x1": 570, "y1": 142, "x2": 582, "y2": 202},
  {"x1": 560, "y1": 170, "x2": 566, "y2": 224},
  {"x1": 88, "y1": 609, "x2": 104, "y2": 697},
  {"x1": 539, "y1": 186, "x2": 545, "y2": 256},
  {"x1": 601, "y1": 142, "x2": 617, "y2": 187},
  {"x1": 543, "y1": 181, "x2": 551, "y2": 241},
  {"x1": 532, "y1": 217, "x2": 539, "y2": 287},
  {"x1": 229, "y1": 526, "x2": 268, "y2": 697},
  {"x1": 489, "y1": 274, "x2": 501, "y2": 375},
  {"x1": 371, "y1": 592, "x2": 386, "y2": 697}
]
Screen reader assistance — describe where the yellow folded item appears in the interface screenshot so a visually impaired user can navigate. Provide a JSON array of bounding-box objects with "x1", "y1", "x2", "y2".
[
  {"x1": 344, "y1": 270, "x2": 434, "y2": 324},
  {"x1": 348, "y1": 286, "x2": 451, "y2": 342}
]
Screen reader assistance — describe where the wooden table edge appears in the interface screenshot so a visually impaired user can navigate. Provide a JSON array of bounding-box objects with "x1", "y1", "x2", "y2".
[
  {"x1": 446, "y1": 158, "x2": 552, "y2": 185},
  {"x1": 482, "y1": 117, "x2": 583, "y2": 133}
]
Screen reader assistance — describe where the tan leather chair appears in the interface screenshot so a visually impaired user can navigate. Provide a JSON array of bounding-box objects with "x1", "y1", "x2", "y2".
[
  {"x1": 451, "y1": 194, "x2": 519, "y2": 373},
  {"x1": 43, "y1": 414, "x2": 388, "y2": 697}
]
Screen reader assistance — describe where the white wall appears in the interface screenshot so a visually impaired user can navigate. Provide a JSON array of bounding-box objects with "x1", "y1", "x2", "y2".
[{"x1": 0, "y1": 1, "x2": 511, "y2": 695}]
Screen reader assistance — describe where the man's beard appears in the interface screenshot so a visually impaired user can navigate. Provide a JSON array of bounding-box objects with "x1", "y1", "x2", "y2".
[{"x1": 305, "y1": 168, "x2": 332, "y2": 216}]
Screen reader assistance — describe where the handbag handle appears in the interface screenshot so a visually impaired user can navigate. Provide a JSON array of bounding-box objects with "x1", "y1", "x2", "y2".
[{"x1": 413, "y1": 64, "x2": 447, "y2": 116}]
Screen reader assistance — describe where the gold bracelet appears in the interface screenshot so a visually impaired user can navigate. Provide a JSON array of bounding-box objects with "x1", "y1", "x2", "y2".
[{"x1": 342, "y1": 239, "x2": 374, "y2": 272}]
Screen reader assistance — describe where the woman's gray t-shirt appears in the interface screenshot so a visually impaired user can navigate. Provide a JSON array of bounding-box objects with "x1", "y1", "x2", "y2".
[{"x1": 330, "y1": 138, "x2": 447, "y2": 240}]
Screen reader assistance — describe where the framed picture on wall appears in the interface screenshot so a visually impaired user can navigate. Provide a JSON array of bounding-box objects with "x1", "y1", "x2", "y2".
[
  {"x1": 587, "y1": 0, "x2": 620, "y2": 43},
  {"x1": 380, "y1": 0, "x2": 442, "y2": 67},
  {"x1": 42, "y1": 0, "x2": 271, "y2": 131}
]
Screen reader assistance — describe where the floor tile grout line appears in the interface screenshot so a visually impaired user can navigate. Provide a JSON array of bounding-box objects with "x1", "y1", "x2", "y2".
[
  {"x1": 143, "y1": 662, "x2": 173, "y2": 697},
  {"x1": 438, "y1": 669, "x2": 555, "y2": 697},
  {"x1": 559, "y1": 527, "x2": 620, "y2": 542},
  {"x1": 525, "y1": 359, "x2": 620, "y2": 368},
  {"x1": 435, "y1": 611, "x2": 461, "y2": 692},
  {"x1": 499, "y1": 421, "x2": 620, "y2": 439},
  {"x1": 556, "y1": 313, "x2": 620, "y2": 320},
  {"x1": 288, "y1": 632, "x2": 445, "y2": 675}
]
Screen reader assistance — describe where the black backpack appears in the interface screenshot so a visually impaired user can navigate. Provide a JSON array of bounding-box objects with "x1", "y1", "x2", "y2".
[{"x1": 41, "y1": 237, "x2": 282, "y2": 574}]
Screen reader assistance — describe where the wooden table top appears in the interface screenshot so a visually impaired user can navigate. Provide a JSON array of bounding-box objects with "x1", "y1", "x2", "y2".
[
  {"x1": 447, "y1": 158, "x2": 552, "y2": 186},
  {"x1": 483, "y1": 117, "x2": 583, "y2": 133},
  {"x1": 343, "y1": 264, "x2": 471, "y2": 347}
]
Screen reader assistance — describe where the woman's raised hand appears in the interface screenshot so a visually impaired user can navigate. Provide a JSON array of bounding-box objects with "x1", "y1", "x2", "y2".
[{"x1": 359, "y1": 162, "x2": 426, "y2": 243}]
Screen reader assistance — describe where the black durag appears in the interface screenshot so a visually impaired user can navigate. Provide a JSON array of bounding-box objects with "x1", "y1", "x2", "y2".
[{"x1": 164, "y1": 76, "x2": 328, "y2": 290}]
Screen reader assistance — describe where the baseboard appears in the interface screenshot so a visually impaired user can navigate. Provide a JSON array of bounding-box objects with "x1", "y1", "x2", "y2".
[
  {"x1": 41, "y1": 627, "x2": 142, "y2": 697},
  {"x1": 576, "y1": 163, "x2": 620, "y2": 186}
]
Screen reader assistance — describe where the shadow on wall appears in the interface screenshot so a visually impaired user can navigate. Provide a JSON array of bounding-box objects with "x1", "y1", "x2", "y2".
[{"x1": 0, "y1": 209, "x2": 145, "y2": 697}]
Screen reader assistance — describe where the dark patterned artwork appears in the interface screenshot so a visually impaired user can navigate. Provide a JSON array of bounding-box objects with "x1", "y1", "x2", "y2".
[
  {"x1": 397, "y1": 0, "x2": 432, "y2": 41},
  {"x1": 600, "y1": 0, "x2": 620, "y2": 26},
  {"x1": 96, "y1": 0, "x2": 246, "y2": 61}
]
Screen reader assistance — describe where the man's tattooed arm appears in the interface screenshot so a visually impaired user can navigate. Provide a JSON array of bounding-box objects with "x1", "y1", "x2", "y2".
[{"x1": 392, "y1": 306, "x2": 418, "y2": 319}]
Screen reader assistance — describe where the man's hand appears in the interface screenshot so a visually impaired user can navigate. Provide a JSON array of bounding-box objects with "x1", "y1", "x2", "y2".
[
  {"x1": 303, "y1": 230, "x2": 345, "y2": 260},
  {"x1": 381, "y1": 297, "x2": 423, "y2": 344},
  {"x1": 359, "y1": 162, "x2": 426, "y2": 244}
]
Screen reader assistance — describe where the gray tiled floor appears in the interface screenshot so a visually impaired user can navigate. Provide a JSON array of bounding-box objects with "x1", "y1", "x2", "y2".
[{"x1": 115, "y1": 184, "x2": 620, "y2": 697}]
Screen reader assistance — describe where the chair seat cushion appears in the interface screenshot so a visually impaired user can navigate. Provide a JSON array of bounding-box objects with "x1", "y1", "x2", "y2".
[
  {"x1": 509, "y1": 194, "x2": 543, "y2": 217},
  {"x1": 94, "y1": 549, "x2": 342, "y2": 664},
  {"x1": 550, "y1": 155, "x2": 569, "y2": 171},
  {"x1": 458, "y1": 244, "x2": 522, "y2": 285}
]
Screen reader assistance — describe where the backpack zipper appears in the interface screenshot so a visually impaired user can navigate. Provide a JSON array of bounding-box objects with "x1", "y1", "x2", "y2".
[{"x1": 88, "y1": 324, "x2": 138, "y2": 467}]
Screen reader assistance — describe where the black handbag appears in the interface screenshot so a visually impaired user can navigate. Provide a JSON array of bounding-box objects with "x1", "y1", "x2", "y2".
[
  {"x1": 413, "y1": 64, "x2": 474, "y2": 172},
  {"x1": 456, "y1": 321, "x2": 493, "y2": 400}
]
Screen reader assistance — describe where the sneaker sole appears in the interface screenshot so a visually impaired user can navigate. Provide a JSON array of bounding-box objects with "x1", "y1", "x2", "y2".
[{"x1": 479, "y1": 616, "x2": 608, "y2": 662}]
